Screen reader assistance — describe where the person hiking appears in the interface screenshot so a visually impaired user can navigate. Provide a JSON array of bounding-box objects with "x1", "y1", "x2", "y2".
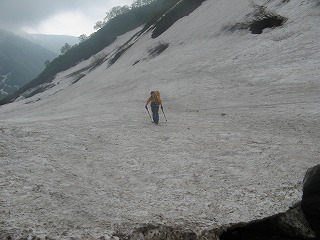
[{"x1": 145, "y1": 91, "x2": 163, "y2": 124}]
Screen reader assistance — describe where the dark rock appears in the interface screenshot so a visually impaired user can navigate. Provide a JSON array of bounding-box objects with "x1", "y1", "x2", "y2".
[
  {"x1": 302, "y1": 164, "x2": 320, "y2": 238},
  {"x1": 219, "y1": 204, "x2": 315, "y2": 240}
]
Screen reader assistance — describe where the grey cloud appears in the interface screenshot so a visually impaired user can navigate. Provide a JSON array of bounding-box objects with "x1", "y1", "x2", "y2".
[{"x1": 0, "y1": 0, "x2": 118, "y2": 30}]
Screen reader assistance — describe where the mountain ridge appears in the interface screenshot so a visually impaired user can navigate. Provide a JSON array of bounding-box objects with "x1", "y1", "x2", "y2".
[
  {"x1": 0, "y1": 29, "x2": 57, "y2": 100},
  {"x1": 21, "y1": 32, "x2": 79, "y2": 54}
]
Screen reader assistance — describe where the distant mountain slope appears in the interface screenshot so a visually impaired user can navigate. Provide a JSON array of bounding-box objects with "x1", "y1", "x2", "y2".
[
  {"x1": 27, "y1": 33, "x2": 79, "y2": 54},
  {"x1": 0, "y1": 29, "x2": 57, "y2": 100}
]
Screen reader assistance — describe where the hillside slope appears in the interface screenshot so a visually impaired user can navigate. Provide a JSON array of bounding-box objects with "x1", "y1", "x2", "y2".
[
  {"x1": 0, "y1": 0, "x2": 319, "y2": 239},
  {"x1": 0, "y1": 29, "x2": 57, "y2": 100},
  {"x1": 26, "y1": 33, "x2": 79, "y2": 54}
]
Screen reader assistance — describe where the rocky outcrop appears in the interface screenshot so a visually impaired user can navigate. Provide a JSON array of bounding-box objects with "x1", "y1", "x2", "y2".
[
  {"x1": 302, "y1": 164, "x2": 320, "y2": 238},
  {"x1": 219, "y1": 203, "x2": 315, "y2": 240}
]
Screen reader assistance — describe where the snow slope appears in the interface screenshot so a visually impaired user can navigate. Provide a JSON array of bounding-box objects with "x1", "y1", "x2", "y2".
[{"x1": 1, "y1": 0, "x2": 319, "y2": 239}]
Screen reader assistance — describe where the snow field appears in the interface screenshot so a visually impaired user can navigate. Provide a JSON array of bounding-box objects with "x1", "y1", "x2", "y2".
[{"x1": 1, "y1": 0, "x2": 320, "y2": 238}]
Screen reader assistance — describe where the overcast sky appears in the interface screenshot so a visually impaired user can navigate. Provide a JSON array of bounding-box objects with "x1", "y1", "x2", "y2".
[{"x1": 0, "y1": 0, "x2": 134, "y2": 37}]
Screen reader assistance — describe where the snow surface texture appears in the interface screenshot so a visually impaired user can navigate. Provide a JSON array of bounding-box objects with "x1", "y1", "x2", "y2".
[{"x1": 1, "y1": 0, "x2": 320, "y2": 239}]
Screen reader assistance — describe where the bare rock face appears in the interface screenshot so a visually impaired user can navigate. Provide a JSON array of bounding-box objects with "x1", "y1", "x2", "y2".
[
  {"x1": 218, "y1": 203, "x2": 315, "y2": 240},
  {"x1": 276, "y1": 203, "x2": 315, "y2": 238},
  {"x1": 301, "y1": 164, "x2": 320, "y2": 239}
]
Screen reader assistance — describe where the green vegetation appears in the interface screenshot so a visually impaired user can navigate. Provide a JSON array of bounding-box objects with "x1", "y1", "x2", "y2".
[{"x1": 94, "y1": 0, "x2": 155, "y2": 30}]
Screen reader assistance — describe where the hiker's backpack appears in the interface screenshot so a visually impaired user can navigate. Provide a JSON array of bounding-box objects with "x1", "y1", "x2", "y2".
[
  {"x1": 153, "y1": 90, "x2": 161, "y2": 104},
  {"x1": 154, "y1": 91, "x2": 160, "y2": 100}
]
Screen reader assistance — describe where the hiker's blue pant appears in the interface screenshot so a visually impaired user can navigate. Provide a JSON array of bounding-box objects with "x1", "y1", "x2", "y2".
[{"x1": 151, "y1": 102, "x2": 159, "y2": 123}]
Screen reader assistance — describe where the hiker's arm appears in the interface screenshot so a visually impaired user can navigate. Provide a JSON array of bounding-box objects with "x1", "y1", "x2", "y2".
[{"x1": 145, "y1": 97, "x2": 151, "y2": 108}]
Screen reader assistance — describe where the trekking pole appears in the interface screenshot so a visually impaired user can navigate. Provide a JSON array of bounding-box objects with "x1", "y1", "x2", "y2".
[
  {"x1": 161, "y1": 107, "x2": 167, "y2": 122},
  {"x1": 146, "y1": 107, "x2": 153, "y2": 122}
]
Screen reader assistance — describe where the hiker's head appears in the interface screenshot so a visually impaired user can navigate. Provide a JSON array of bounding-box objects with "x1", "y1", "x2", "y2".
[{"x1": 150, "y1": 91, "x2": 155, "y2": 97}]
